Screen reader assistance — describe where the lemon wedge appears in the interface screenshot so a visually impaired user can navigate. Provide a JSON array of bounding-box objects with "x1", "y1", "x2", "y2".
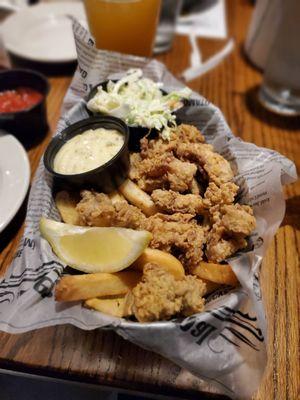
[{"x1": 40, "y1": 217, "x2": 152, "y2": 273}]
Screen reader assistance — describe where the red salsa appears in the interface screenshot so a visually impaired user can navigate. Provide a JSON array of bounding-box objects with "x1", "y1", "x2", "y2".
[{"x1": 0, "y1": 87, "x2": 43, "y2": 113}]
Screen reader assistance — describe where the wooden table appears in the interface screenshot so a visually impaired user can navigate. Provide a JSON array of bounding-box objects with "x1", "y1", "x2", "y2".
[{"x1": 0, "y1": 1, "x2": 299, "y2": 399}]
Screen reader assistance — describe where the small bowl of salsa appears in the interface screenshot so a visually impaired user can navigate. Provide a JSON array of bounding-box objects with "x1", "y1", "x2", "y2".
[
  {"x1": 0, "y1": 87, "x2": 43, "y2": 114},
  {"x1": 0, "y1": 69, "x2": 49, "y2": 145}
]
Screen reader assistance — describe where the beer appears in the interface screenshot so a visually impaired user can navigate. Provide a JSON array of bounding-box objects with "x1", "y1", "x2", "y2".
[{"x1": 84, "y1": 0, "x2": 161, "y2": 57}]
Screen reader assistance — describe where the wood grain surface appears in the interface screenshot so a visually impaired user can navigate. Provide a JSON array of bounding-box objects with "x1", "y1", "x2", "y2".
[{"x1": 0, "y1": 1, "x2": 299, "y2": 399}]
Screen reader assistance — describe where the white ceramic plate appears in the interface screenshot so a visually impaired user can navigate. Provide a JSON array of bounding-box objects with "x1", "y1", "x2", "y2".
[
  {"x1": 0, "y1": 133, "x2": 30, "y2": 233},
  {"x1": 1, "y1": 2, "x2": 86, "y2": 63}
]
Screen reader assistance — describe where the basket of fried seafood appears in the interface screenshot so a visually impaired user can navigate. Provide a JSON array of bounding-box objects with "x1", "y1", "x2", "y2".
[{"x1": 0, "y1": 50, "x2": 296, "y2": 399}]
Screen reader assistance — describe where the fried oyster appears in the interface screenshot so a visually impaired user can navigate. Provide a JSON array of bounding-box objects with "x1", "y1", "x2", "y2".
[
  {"x1": 130, "y1": 263, "x2": 206, "y2": 322},
  {"x1": 77, "y1": 190, "x2": 146, "y2": 229}
]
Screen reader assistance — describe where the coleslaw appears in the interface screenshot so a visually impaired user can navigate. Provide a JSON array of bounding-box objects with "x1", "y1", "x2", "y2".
[{"x1": 87, "y1": 69, "x2": 191, "y2": 140}]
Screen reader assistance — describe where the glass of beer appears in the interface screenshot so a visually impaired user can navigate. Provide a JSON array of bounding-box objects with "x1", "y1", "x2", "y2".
[{"x1": 84, "y1": 0, "x2": 162, "y2": 57}]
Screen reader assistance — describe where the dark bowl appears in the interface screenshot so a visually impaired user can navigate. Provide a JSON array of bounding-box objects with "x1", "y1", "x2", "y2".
[
  {"x1": 0, "y1": 69, "x2": 49, "y2": 145},
  {"x1": 44, "y1": 116, "x2": 130, "y2": 193},
  {"x1": 86, "y1": 80, "x2": 170, "y2": 151}
]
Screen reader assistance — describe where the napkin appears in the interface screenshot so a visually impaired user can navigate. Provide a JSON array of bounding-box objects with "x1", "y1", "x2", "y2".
[
  {"x1": 177, "y1": 0, "x2": 227, "y2": 39},
  {"x1": 177, "y1": 0, "x2": 233, "y2": 81}
]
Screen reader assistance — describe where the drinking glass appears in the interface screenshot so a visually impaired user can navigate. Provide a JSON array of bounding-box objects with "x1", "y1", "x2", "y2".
[
  {"x1": 258, "y1": 0, "x2": 300, "y2": 116},
  {"x1": 83, "y1": 0, "x2": 162, "y2": 57},
  {"x1": 154, "y1": 0, "x2": 183, "y2": 54}
]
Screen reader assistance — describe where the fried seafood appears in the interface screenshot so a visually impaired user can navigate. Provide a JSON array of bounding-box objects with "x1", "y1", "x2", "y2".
[
  {"x1": 206, "y1": 232, "x2": 247, "y2": 263},
  {"x1": 139, "y1": 123, "x2": 205, "y2": 160},
  {"x1": 139, "y1": 134, "x2": 175, "y2": 159},
  {"x1": 205, "y1": 204, "x2": 256, "y2": 262},
  {"x1": 77, "y1": 190, "x2": 146, "y2": 229},
  {"x1": 176, "y1": 143, "x2": 234, "y2": 185},
  {"x1": 129, "y1": 152, "x2": 197, "y2": 193},
  {"x1": 131, "y1": 263, "x2": 206, "y2": 322},
  {"x1": 222, "y1": 205, "x2": 256, "y2": 235},
  {"x1": 151, "y1": 189, "x2": 204, "y2": 215},
  {"x1": 210, "y1": 204, "x2": 256, "y2": 236},
  {"x1": 129, "y1": 153, "x2": 170, "y2": 189},
  {"x1": 143, "y1": 213, "x2": 206, "y2": 269},
  {"x1": 176, "y1": 123, "x2": 206, "y2": 143},
  {"x1": 203, "y1": 182, "x2": 239, "y2": 208},
  {"x1": 138, "y1": 126, "x2": 233, "y2": 186},
  {"x1": 167, "y1": 158, "x2": 198, "y2": 192}
]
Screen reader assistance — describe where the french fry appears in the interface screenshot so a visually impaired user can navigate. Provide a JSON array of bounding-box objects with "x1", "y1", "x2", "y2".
[
  {"x1": 108, "y1": 191, "x2": 126, "y2": 204},
  {"x1": 191, "y1": 262, "x2": 239, "y2": 286},
  {"x1": 85, "y1": 296, "x2": 132, "y2": 318},
  {"x1": 200, "y1": 279, "x2": 222, "y2": 295},
  {"x1": 118, "y1": 179, "x2": 158, "y2": 216},
  {"x1": 55, "y1": 191, "x2": 81, "y2": 225},
  {"x1": 131, "y1": 248, "x2": 185, "y2": 280},
  {"x1": 55, "y1": 271, "x2": 141, "y2": 302}
]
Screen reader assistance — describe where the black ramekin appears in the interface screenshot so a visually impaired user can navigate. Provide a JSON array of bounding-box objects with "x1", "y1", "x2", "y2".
[
  {"x1": 86, "y1": 80, "x2": 167, "y2": 151},
  {"x1": 0, "y1": 69, "x2": 49, "y2": 142},
  {"x1": 44, "y1": 116, "x2": 130, "y2": 193}
]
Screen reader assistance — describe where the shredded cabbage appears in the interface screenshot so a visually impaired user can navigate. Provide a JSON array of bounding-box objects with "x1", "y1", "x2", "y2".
[{"x1": 87, "y1": 69, "x2": 191, "y2": 140}]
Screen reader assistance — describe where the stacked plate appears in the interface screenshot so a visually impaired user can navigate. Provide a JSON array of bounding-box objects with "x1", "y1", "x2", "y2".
[
  {"x1": 0, "y1": 133, "x2": 30, "y2": 233},
  {"x1": 1, "y1": 2, "x2": 86, "y2": 63}
]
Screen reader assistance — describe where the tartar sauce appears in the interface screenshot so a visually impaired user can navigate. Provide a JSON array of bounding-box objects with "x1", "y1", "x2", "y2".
[{"x1": 53, "y1": 128, "x2": 124, "y2": 175}]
